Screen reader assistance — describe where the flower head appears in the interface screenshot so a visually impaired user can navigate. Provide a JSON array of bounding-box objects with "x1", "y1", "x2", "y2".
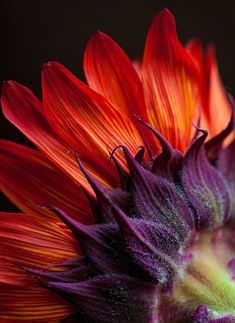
[{"x1": 1, "y1": 8, "x2": 235, "y2": 322}]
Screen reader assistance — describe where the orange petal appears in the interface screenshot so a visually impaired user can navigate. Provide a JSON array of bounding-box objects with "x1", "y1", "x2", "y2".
[
  {"x1": 0, "y1": 283, "x2": 74, "y2": 323},
  {"x1": 142, "y1": 8, "x2": 199, "y2": 151},
  {"x1": 83, "y1": 32, "x2": 156, "y2": 152},
  {"x1": 186, "y1": 39, "x2": 212, "y2": 133},
  {"x1": 206, "y1": 46, "x2": 231, "y2": 137},
  {"x1": 0, "y1": 212, "x2": 76, "y2": 321},
  {"x1": 0, "y1": 140, "x2": 93, "y2": 224},
  {"x1": 0, "y1": 212, "x2": 78, "y2": 286},
  {"x1": 84, "y1": 32, "x2": 145, "y2": 116},
  {"x1": 186, "y1": 39, "x2": 209, "y2": 119},
  {"x1": 186, "y1": 39, "x2": 231, "y2": 138},
  {"x1": 42, "y1": 61, "x2": 144, "y2": 173},
  {"x1": 1, "y1": 81, "x2": 104, "y2": 190}
]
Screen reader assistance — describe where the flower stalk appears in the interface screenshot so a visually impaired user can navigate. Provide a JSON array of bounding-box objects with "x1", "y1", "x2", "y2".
[{"x1": 173, "y1": 233, "x2": 235, "y2": 318}]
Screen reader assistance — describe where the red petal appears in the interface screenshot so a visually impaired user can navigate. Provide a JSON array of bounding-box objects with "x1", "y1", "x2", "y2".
[
  {"x1": 206, "y1": 46, "x2": 231, "y2": 137},
  {"x1": 42, "y1": 61, "x2": 144, "y2": 174},
  {"x1": 132, "y1": 60, "x2": 142, "y2": 80},
  {"x1": 186, "y1": 39, "x2": 232, "y2": 138},
  {"x1": 84, "y1": 32, "x2": 145, "y2": 116},
  {"x1": 186, "y1": 39, "x2": 209, "y2": 119},
  {"x1": 84, "y1": 32, "x2": 156, "y2": 152},
  {"x1": 0, "y1": 283, "x2": 74, "y2": 322},
  {"x1": 1, "y1": 81, "x2": 104, "y2": 191},
  {"x1": 0, "y1": 212, "x2": 78, "y2": 286},
  {"x1": 0, "y1": 140, "x2": 93, "y2": 224},
  {"x1": 0, "y1": 212, "x2": 77, "y2": 321},
  {"x1": 142, "y1": 8, "x2": 199, "y2": 151}
]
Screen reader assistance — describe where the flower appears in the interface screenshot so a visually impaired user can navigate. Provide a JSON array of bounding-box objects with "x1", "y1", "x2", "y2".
[{"x1": 1, "y1": 7, "x2": 235, "y2": 322}]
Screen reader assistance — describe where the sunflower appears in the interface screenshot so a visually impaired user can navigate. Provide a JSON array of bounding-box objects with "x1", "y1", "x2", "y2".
[{"x1": 1, "y1": 8, "x2": 235, "y2": 323}]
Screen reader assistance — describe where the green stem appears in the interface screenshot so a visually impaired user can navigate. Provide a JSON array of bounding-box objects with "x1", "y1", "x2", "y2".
[{"x1": 173, "y1": 235, "x2": 235, "y2": 317}]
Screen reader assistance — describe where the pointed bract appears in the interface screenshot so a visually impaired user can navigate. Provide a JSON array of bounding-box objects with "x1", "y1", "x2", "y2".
[
  {"x1": 218, "y1": 140, "x2": 235, "y2": 216},
  {"x1": 182, "y1": 131, "x2": 231, "y2": 230},
  {"x1": 47, "y1": 274, "x2": 158, "y2": 323},
  {"x1": 112, "y1": 206, "x2": 183, "y2": 286},
  {"x1": 123, "y1": 147, "x2": 194, "y2": 237}
]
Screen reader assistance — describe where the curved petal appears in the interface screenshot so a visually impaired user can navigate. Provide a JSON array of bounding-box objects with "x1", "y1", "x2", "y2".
[
  {"x1": 218, "y1": 140, "x2": 235, "y2": 215},
  {"x1": 0, "y1": 212, "x2": 78, "y2": 285},
  {"x1": 0, "y1": 212, "x2": 76, "y2": 322},
  {"x1": 142, "y1": 8, "x2": 199, "y2": 151},
  {"x1": 84, "y1": 32, "x2": 145, "y2": 116},
  {"x1": 206, "y1": 46, "x2": 231, "y2": 137},
  {"x1": 47, "y1": 274, "x2": 157, "y2": 323},
  {"x1": 185, "y1": 39, "x2": 209, "y2": 122},
  {"x1": 84, "y1": 32, "x2": 157, "y2": 152},
  {"x1": 182, "y1": 132, "x2": 230, "y2": 230},
  {"x1": 0, "y1": 140, "x2": 93, "y2": 224},
  {"x1": 1, "y1": 81, "x2": 109, "y2": 190},
  {"x1": 42, "y1": 61, "x2": 144, "y2": 172},
  {"x1": 186, "y1": 39, "x2": 231, "y2": 138}
]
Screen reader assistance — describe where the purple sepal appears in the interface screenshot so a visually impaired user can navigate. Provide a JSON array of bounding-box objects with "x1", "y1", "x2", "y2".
[
  {"x1": 44, "y1": 207, "x2": 145, "y2": 278},
  {"x1": 79, "y1": 186, "x2": 104, "y2": 223},
  {"x1": 48, "y1": 256, "x2": 82, "y2": 268},
  {"x1": 48, "y1": 274, "x2": 158, "y2": 323},
  {"x1": 109, "y1": 149, "x2": 130, "y2": 190},
  {"x1": 182, "y1": 130, "x2": 231, "y2": 230},
  {"x1": 24, "y1": 256, "x2": 96, "y2": 283},
  {"x1": 123, "y1": 147, "x2": 194, "y2": 237},
  {"x1": 192, "y1": 305, "x2": 234, "y2": 322},
  {"x1": 45, "y1": 208, "x2": 121, "y2": 273},
  {"x1": 153, "y1": 149, "x2": 182, "y2": 182},
  {"x1": 76, "y1": 155, "x2": 129, "y2": 222},
  {"x1": 135, "y1": 146, "x2": 146, "y2": 163},
  {"x1": 112, "y1": 206, "x2": 183, "y2": 286},
  {"x1": 191, "y1": 116, "x2": 202, "y2": 142},
  {"x1": 132, "y1": 114, "x2": 183, "y2": 180},
  {"x1": 217, "y1": 140, "x2": 235, "y2": 215}
]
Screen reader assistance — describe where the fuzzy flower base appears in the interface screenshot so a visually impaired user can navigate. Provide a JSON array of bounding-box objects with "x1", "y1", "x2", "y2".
[{"x1": 1, "y1": 8, "x2": 235, "y2": 323}]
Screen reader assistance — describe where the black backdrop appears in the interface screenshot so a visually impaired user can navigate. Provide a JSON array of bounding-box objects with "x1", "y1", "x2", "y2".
[{"x1": 1, "y1": 0, "x2": 235, "y2": 211}]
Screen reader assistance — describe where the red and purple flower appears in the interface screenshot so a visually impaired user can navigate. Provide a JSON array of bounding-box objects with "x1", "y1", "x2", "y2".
[{"x1": 1, "y1": 8, "x2": 235, "y2": 322}]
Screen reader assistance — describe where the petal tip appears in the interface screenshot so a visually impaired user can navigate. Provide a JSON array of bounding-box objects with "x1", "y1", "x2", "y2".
[
  {"x1": 85, "y1": 30, "x2": 113, "y2": 52},
  {"x1": 155, "y1": 7, "x2": 175, "y2": 24},
  {"x1": 92, "y1": 30, "x2": 106, "y2": 39},
  {"x1": 43, "y1": 61, "x2": 55, "y2": 70},
  {"x1": 2, "y1": 80, "x2": 17, "y2": 90},
  {"x1": 42, "y1": 61, "x2": 63, "y2": 73}
]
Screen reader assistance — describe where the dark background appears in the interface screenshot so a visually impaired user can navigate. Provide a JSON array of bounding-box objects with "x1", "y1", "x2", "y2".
[{"x1": 1, "y1": 0, "x2": 235, "y2": 211}]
